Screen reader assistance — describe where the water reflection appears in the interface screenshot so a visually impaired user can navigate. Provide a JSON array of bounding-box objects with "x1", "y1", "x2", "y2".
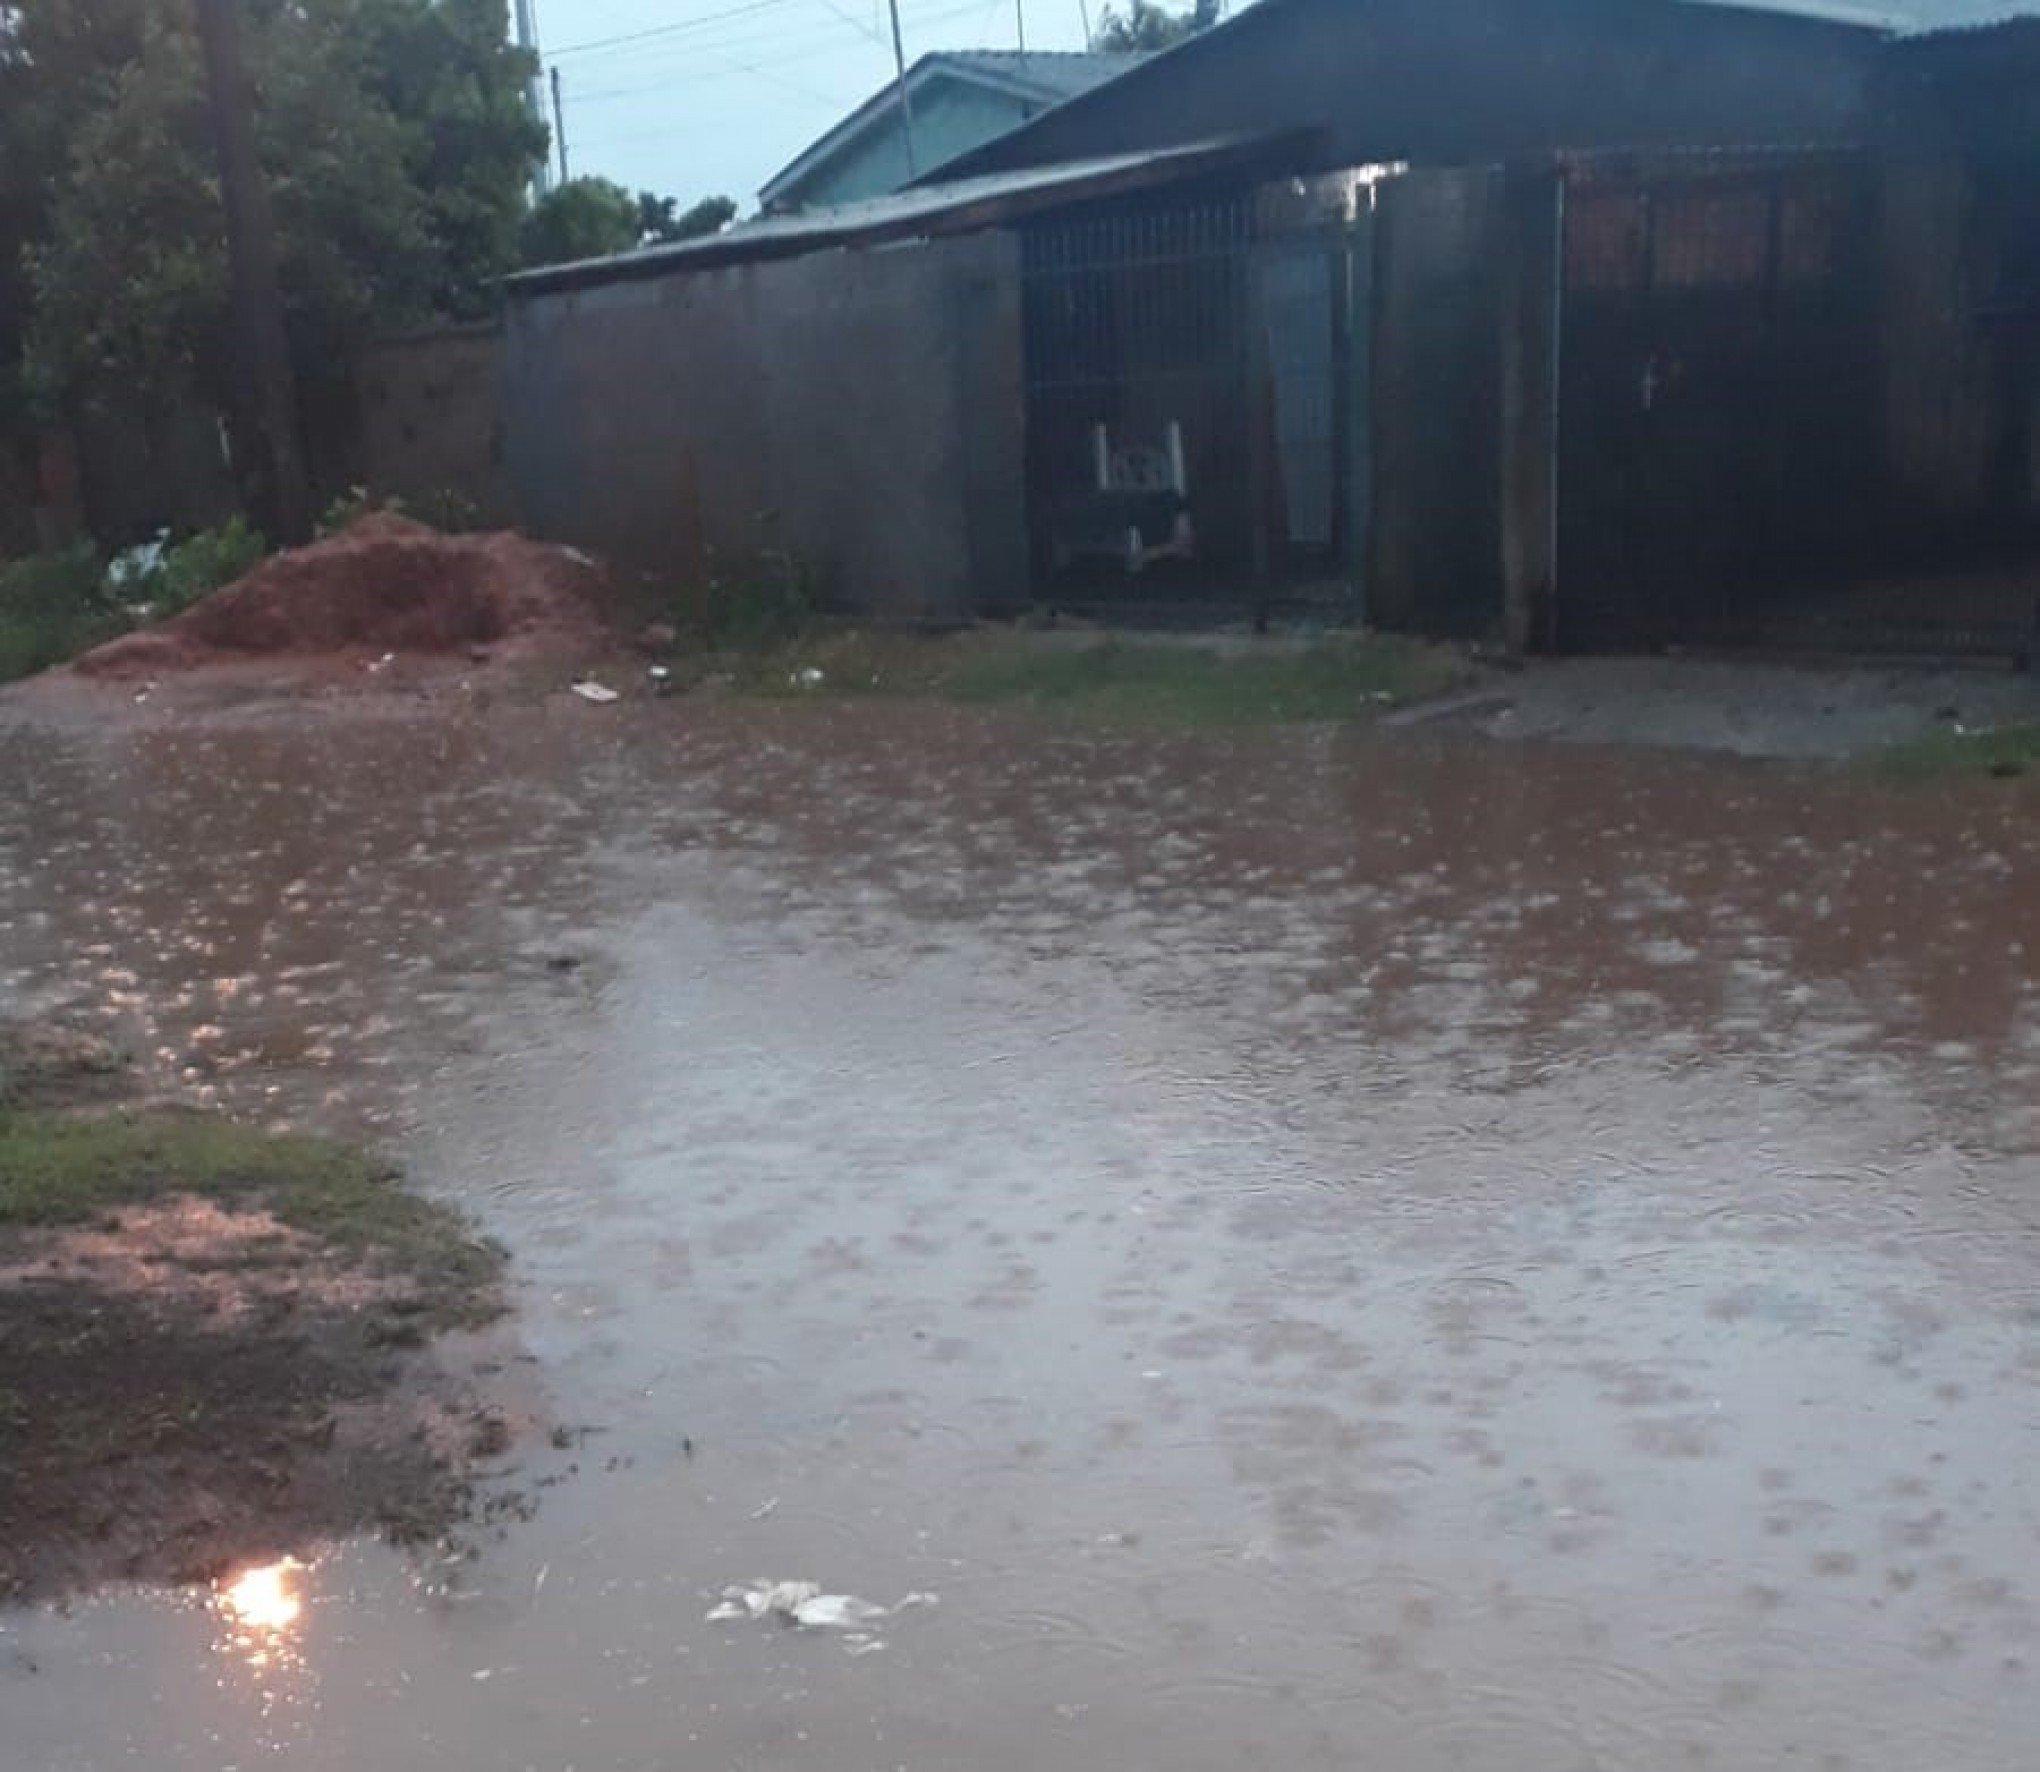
[{"x1": 212, "y1": 1557, "x2": 305, "y2": 1675}]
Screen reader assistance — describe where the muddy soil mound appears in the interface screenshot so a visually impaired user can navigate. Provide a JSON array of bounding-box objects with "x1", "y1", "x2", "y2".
[{"x1": 75, "y1": 513, "x2": 610, "y2": 678}]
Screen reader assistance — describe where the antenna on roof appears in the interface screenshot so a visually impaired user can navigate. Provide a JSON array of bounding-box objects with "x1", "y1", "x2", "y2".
[
  {"x1": 1017, "y1": 0, "x2": 1027, "y2": 51},
  {"x1": 886, "y1": 0, "x2": 919, "y2": 177}
]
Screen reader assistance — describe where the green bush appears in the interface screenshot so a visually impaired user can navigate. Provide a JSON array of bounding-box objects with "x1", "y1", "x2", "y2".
[
  {"x1": 317, "y1": 485, "x2": 382, "y2": 536},
  {"x1": 405, "y1": 486, "x2": 479, "y2": 533},
  {"x1": 319, "y1": 485, "x2": 479, "y2": 536},
  {"x1": 0, "y1": 519, "x2": 270, "y2": 682},
  {"x1": 700, "y1": 547, "x2": 813, "y2": 651},
  {"x1": 0, "y1": 545, "x2": 115, "y2": 682},
  {"x1": 151, "y1": 517, "x2": 265, "y2": 616}
]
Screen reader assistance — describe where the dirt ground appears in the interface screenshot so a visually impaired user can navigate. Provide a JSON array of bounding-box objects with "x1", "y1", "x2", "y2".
[
  {"x1": 70, "y1": 513, "x2": 614, "y2": 686},
  {"x1": 0, "y1": 1027, "x2": 521, "y2": 1604}
]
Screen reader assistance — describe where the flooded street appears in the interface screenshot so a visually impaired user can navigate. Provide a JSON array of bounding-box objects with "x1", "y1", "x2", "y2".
[{"x1": 3, "y1": 694, "x2": 2038, "y2": 1770}]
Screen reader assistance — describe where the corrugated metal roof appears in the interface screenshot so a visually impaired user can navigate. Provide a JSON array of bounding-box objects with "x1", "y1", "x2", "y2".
[
  {"x1": 921, "y1": 0, "x2": 1917, "y2": 188},
  {"x1": 935, "y1": 49, "x2": 1145, "y2": 98},
  {"x1": 1690, "y1": 0, "x2": 2040, "y2": 28},
  {"x1": 1884, "y1": 0, "x2": 2040, "y2": 30},
  {"x1": 508, "y1": 132, "x2": 1302, "y2": 297}
]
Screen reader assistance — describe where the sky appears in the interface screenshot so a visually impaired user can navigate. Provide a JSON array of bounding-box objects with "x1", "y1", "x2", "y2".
[{"x1": 530, "y1": 0, "x2": 1100, "y2": 215}]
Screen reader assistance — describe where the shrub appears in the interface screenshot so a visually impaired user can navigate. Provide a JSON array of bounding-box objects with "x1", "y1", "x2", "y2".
[
  {"x1": 317, "y1": 486, "x2": 382, "y2": 536},
  {"x1": 700, "y1": 546, "x2": 813, "y2": 651},
  {"x1": 0, "y1": 545, "x2": 115, "y2": 681},
  {"x1": 152, "y1": 518, "x2": 266, "y2": 616},
  {"x1": 405, "y1": 487, "x2": 479, "y2": 533}
]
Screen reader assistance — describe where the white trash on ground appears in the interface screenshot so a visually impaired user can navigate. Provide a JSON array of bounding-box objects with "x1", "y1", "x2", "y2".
[
  {"x1": 706, "y1": 1579, "x2": 937, "y2": 1652},
  {"x1": 106, "y1": 533, "x2": 169, "y2": 591},
  {"x1": 570, "y1": 679, "x2": 621, "y2": 704}
]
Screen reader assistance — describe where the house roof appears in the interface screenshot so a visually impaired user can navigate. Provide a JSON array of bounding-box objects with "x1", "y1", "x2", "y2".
[
  {"x1": 508, "y1": 131, "x2": 1308, "y2": 297},
  {"x1": 758, "y1": 48, "x2": 1141, "y2": 208},
  {"x1": 1696, "y1": 0, "x2": 2040, "y2": 26},
  {"x1": 922, "y1": 0, "x2": 2040, "y2": 184},
  {"x1": 938, "y1": 49, "x2": 1148, "y2": 100}
]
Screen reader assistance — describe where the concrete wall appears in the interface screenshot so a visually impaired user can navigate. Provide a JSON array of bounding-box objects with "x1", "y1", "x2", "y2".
[
  {"x1": 502, "y1": 230, "x2": 1027, "y2": 620},
  {"x1": 942, "y1": 0, "x2": 1878, "y2": 180},
  {"x1": 353, "y1": 324, "x2": 512, "y2": 527},
  {"x1": 775, "y1": 80, "x2": 1038, "y2": 210}
]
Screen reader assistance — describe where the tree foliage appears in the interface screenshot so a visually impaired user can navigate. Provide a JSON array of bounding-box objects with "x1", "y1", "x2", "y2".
[
  {"x1": 521, "y1": 177, "x2": 641, "y2": 265},
  {"x1": 353, "y1": 0, "x2": 551, "y2": 318},
  {"x1": 522, "y1": 180, "x2": 738, "y2": 267},
  {"x1": 1091, "y1": 0, "x2": 1223, "y2": 53},
  {"x1": 640, "y1": 192, "x2": 737, "y2": 246},
  {"x1": 0, "y1": 0, "x2": 545, "y2": 431}
]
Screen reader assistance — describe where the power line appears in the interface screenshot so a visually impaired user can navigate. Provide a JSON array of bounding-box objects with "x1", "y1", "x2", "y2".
[
  {"x1": 552, "y1": 0, "x2": 977, "y2": 67},
  {"x1": 569, "y1": 28, "x2": 893, "y2": 103},
  {"x1": 562, "y1": 16, "x2": 880, "y2": 95},
  {"x1": 560, "y1": 0, "x2": 1030, "y2": 157},
  {"x1": 815, "y1": 0, "x2": 887, "y2": 45},
  {"x1": 549, "y1": 0, "x2": 812, "y2": 59},
  {"x1": 561, "y1": 0, "x2": 987, "y2": 103}
]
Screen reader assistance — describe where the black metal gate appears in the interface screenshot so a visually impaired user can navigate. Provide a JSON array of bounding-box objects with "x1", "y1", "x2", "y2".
[
  {"x1": 1021, "y1": 198, "x2": 1252, "y2": 603},
  {"x1": 1554, "y1": 151, "x2": 1881, "y2": 649},
  {"x1": 1019, "y1": 190, "x2": 1360, "y2": 611}
]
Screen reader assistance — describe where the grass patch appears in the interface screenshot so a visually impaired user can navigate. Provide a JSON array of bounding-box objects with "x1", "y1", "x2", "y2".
[
  {"x1": 0, "y1": 1108, "x2": 501, "y2": 1323},
  {"x1": 0, "y1": 1034, "x2": 511, "y2": 1600},
  {"x1": 717, "y1": 630, "x2": 1469, "y2": 727},
  {"x1": 941, "y1": 634, "x2": 1465, "y2": 723},
  {"x1": 1873, "y1": 722, "x2": 2040, "y2": 783}
]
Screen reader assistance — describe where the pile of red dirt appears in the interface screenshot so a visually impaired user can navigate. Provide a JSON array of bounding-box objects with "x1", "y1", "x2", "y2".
[{"x1": 74, "y1": 513, "x2": 612, "y2": 680}]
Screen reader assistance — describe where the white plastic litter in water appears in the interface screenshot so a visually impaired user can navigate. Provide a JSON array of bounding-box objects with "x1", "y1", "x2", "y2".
[
  {"x1": 570, "y1": 679, "x2": 620, "y2": 704},
  {"x1": 706, "y1": 1580, "x2": 937, "y2": 1646}
]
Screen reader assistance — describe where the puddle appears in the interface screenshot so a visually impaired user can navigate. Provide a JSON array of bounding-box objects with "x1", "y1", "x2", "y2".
[{"x1": 2, "y1": 695, "x2": 2038, "y2": 1768}]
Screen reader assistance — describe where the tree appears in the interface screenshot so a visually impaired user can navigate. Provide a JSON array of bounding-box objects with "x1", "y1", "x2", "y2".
[
  {"x1": 24, "y1": 6, "x2": 443, "y2": 418},
  {"x1": 639, "y1": 192, "x2": 737, "y2": 246},
  {"x1": 521, "y1": 177, "x2": 642, "y2": 267},
  {"x1": 0, "y1": 0, "x2": 157, "y2": 437},
  {"x1": 1091, "y1": 0, "x2": 1223, "y2": 53},
  {"x1": 2, "y1": 0, "x2": 544, "y2": 433},
  {"x1": 352, "y1": 0, "x2": 549, "y2": 318},
  {"x1": 523, "y1": 184, "x2": 738, "y2": 266}
]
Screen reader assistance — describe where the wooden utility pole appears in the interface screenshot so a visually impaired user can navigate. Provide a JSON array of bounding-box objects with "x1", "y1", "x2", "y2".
[
  {"x1": 886, "y1": 0, "x2": 917, "y2": 178},
  {"x1": 193, "y1": 0, "x2": 310, "y2": 543},
  {"x1": 550, "y1": 65, "x2": 569, "y2": 183},
  {"x1": 515, "y1": 0, "x2": 551, "y2": 193}
]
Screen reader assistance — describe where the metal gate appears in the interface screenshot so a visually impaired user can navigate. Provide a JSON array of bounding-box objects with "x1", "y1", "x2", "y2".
[
  {"x1": 1022, "y1": 198, "x2": 1253, "y2": 600},
  {"x1": 1554, "y1": 151, "x2": 1881, "y2": 649},
  {"x1": 1019, "y1": 190, "x2": 1360, "y2": 609}
]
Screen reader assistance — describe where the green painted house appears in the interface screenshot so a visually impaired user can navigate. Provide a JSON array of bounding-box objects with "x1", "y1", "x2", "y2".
[{"x1": 758, "y1": 50, "x2": 1140, "y2": 213}]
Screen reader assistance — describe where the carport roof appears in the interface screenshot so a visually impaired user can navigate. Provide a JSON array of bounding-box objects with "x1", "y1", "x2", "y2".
[{"x1": 504, "y1": 131, "x2": 1306, "y2": 298}]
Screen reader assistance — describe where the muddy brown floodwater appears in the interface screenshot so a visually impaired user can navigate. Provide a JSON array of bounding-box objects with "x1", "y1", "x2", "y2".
[{"x1": 2, "y1": 690, "x2": 2038, "y2": 1771}]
